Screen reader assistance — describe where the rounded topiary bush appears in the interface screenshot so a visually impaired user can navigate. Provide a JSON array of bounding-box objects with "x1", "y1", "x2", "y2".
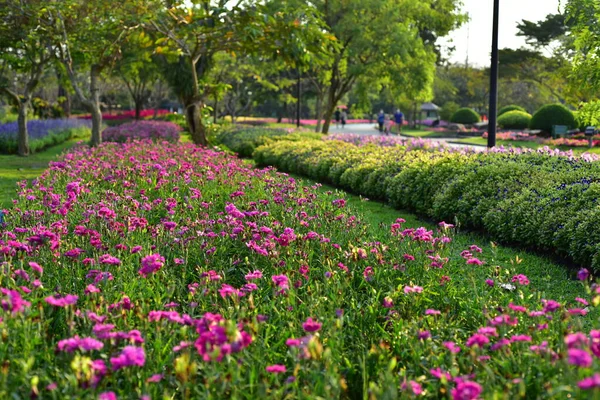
[
  {"x1": 450, "y1": 108, "x2": 480, "y2": 124},
  {"x1": 497, "y1": 110, "x2": 532, "y2": 130},
  {"x1": 529, "y1": 104, "x2": 576, "y2": 134},
  {"x1": 498, "y1": 105, "x2": 526, "y2": 116}
]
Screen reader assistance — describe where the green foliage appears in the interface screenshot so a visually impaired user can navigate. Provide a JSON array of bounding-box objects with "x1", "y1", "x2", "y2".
[
  {"x1": 450, "y1": 108, "x2": 480, "y2": 124},
  {"x1": 497, "y1": 110, "x2": 532, "y2": 130},
  {"x1": 530, "y1": 104, "x2": 577, "y2": 133},
  {"x1": 439, "y1": 101, "x2": 459, "y2": 121},
  {"x1": 0, "y1": 106, "x2": 19, "y2": 124},
  {"x1": 575, "y1": 101, "x2": 600, "y2": 129},
  {"x1": 498, "y1": 104, "x2": 526, "y2": 116},
  {"x1": 0, "y1": 126, "x2": 89, "y2": 155},
  {"x1": 233, "y1": 128, "x2": 600, "y2": 271}
]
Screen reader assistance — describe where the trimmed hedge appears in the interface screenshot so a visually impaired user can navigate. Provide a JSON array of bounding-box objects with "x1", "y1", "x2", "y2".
[
  {"x1": 450, "y1": 108, "x2": 480, "y2": 124},
  {"x1": 218, "y1": 130, "x2": 600, "y2": 271},
  {"x1": 215, "y1": 125, "x2": 322, "y2": 157},
  {"x1": 498, "y1": 105, "x2": 526, "y2": 116},
  {"x1": 530, "y1": 104, "x2": 577, "y2": 134},
  {"x1": 497, "y1": 110, "x2": 532, "y2": 130}
]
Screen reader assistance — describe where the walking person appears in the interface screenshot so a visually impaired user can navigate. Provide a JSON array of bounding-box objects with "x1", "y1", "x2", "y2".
[
  {"x1": 341, "y1": 110, "x2": 347, "y2": 129},
  {"x1": 393, "y1": 109, "x2": 404, "y2": 135},
  {"x1": 377, "y1": 110, "x2": 385, "y2": 133},
  {"x1": 334, "y1": 109, "x2": 341, "y2": 128}
]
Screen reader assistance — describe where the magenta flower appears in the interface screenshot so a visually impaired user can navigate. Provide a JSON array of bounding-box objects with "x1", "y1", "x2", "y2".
[
  {"x1": 99, "y1": 392, "x2": 117, "y2": 400},
  {"x1": 245, "y1": 270, "x2": 263, "y2": 281},
  {"x1": 382, "y1": 297, "x2": 394, "y2": 308},
  {"x1": 430, "y1": 367, "x2": 452, "y2": 381},
  {"x1": 418, "y1": 330, "x2": 431, "y2": 340},
  {"x1": 443, "y1": 341, "x2": 461, "y2": 354},
  {"x1": 425, "y1": 309, "x2": 441, "y2": 315},
  {"x1": 510, "y1": 335, "x2": 532, "y2": 343},
  {"x1": 218, "y1": 284, "x2": 240, "y2": 298},
  {"x1": 110, "y1": 346, "x2": 146, "y2": 370},
  {"x1": 302, "y1": 317, "x2": 322, "y2": 332},
  {"x1": 578, "y1": 268, "x2": 590, "y2": 281},
  {"x1": 401, "y1": 380, "x2": 423, "y2": 395},
  {"x1": 565, "y1": 333, "x2": 589, "y2": 349},
  {"x1": 477, "y1": 327, "x2": 498, "y2": 337},
  {"x1": 45, "y1": 294, "x2": 78, "y2": 307},
  {"x1": 28, "y1": 262, "x2": 43, "y2": 275},
  {"x1": 568, "y1": 349, "x2": 593, "y2": 367},
  {"x1": 146, "y1": 374, "x2": 163, "y2": 383},
  {"x1": 485, "y1": 279, "x2": 494, "y2": 287},
  {"x1": 511, "y1": 274, "x2": 529, "y2": 286},
  {"x1": 99, "y1": 254, "x2": 121, "y2": 266},
  {"x1": 508, "y1": 303, "x2": 527, "y2": 313},
  {"x1": 1, "y1": 288, "x2": 31, "y2": 313},
  {"x1": 57, "y1": 336, "x2": 104, "y2": 352},
  {"x1": 138, "y1": 253, "x2": 165, "y2": 277},
  {"x1": 265, "y1": 364, "x2": 287, "y2": 374},
  {"x1": 578, "y1": 373, "x2": 600, "y2": 390},
  {"x1": 466, "y1": 334, "x2": 489, "y2": 348},
  {"x1": 466, "y1": 258, "x2": 483, "y2": 266},
  {"x1": 451, "y1": 380, "x2": 482, "y2": 400}
]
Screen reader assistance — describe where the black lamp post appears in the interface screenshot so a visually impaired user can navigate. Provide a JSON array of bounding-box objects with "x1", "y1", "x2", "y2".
[
  {"x1": 488, "y1": 0, "x2": 500, "y2": 148},
  {"x1": 296, "y1": 66, "x2": 301, "y2": 128}
]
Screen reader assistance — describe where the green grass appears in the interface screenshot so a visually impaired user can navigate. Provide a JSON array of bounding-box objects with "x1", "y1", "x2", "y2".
[
  {"x1": 401, "y1": 128, "x2": 454, "y2": 138},
  {"x1": 0, "y1": 137, "x2": 88, "y2": 208},
  {"x1": 288, "y1": 172, "x2": 590, "y2": 309}
]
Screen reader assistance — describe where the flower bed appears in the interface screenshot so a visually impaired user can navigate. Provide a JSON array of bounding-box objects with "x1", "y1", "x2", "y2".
[
  {"x1": 0, "y1": 119, "x2": 91, "y2": 154},
  {"x1": 78, "y1": 109, "x2": 170, "y2": 121},
  {"x1": 102, "y1": 121, "x2": 181, "y2": 143},
  {"x1": 239, "y1": 131, "x2": 600, "y2": 270},
  {"x1": 2, "y1": 139, "x2": 599, "y2": 398}
]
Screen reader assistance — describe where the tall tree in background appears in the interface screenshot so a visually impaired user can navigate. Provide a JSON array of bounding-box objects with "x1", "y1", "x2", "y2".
[
  {"x1": 0, "y1": 1, "x2": 54, "y2": 156},
  {"x1": 315, "y1": 0, "x2": 464, "y2": 134},
  {"x1": 50, "y1": 0, "x2": 146, "y2": 146}
]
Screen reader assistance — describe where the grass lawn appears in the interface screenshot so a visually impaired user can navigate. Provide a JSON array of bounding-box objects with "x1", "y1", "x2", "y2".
[
  {"x1": 0, "y1": 137, "x2": 88, "y2": 209},
  {"x1": 401, "y1": 128, "x2": 456, "y2": 138}
]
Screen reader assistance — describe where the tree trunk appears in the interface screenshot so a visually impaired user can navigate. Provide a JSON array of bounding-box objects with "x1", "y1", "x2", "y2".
[
  {"x1": 17, "y1": 102, "x2": 30, "y2": 157},
  {"x1": 185, "y1": 101, "x2": 207, "y2": 146},
  {"x1": 315, "y1": 93, "x2": 323, "y2": 133},
  {"x1": 213, "y1": 97, "x2": 218, "y2": 124},
  {"x1": 321, "y1": 86, "x2": 338, "y2": 134},
  {"x1": 90, "y1": 65, "x2": 103, "y2": 146},
  {"x1": 135, "y1": 98, "x2": 142, "y2": 120}
]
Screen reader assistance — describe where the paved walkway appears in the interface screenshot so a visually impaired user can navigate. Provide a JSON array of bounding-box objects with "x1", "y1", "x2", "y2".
[{"x1": 326, "y1": 123, "x2": 486, "y2": 152}]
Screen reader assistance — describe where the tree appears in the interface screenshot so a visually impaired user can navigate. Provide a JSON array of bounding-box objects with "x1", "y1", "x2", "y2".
[
  {"x1": 115, "y1": 31, "x2": 161, "y2": 120},
  {"x1": 314, "y1": 0, "x2": 464, "y2": 134},
  {"x1": 149, "y1": 0, "x2": 325, "y2": 145},
  {"x1": 50, "y1": 0, "x2": 146, "y2": 146},
  {"x1": 0, "y1": 1, "x2": 54, "y2": 156},
  {"x1": 566, "y1": 0, "x2": 600, "y2": 95}
]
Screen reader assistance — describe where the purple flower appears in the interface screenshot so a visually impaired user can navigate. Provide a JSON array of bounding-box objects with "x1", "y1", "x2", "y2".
[
  {"x1": 98, "y1": 392, "x2": 117, "y2": 400},
  {"x1": 578, "y1": 373, "x2": 600, "y2": 390},
  {"x1": 110, "y1": 346, "x2": 146, "y2": 370},
  {"x1": 57, "y1": 336, "x2": 104, "y2": 352},
  {"x1": 466, "y1": 334, "x2": 490, "y2": 348},
  {"x1": 443, "y1": 341, "x2": 461, "y2": 354},
  {"x1": 568, "y1": 348, "x2": 593, "y2": 367},
  {"x1": 1, "y1": 288, "x2": 31, "y2": 313},
  {"x1": 139, "y1": 253, "x2": 165, "y2": 277},
  {"x1": 451, "y1": 380, "x2": 482, "y2": 400},
  {"x1": 511, "y1": 274, "x2": 529, "y2": 286},
  {"x1": 578, "y1": 268, "x2": 590, "y2": 281},
  {"x1": 302, "y1": 317, "x2": 322, "y2": 332}
]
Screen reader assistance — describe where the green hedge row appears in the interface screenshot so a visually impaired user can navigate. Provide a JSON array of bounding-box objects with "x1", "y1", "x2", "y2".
[
  {"x1": 245, "y1": 136, "x2": 600, "y2": 271},
  {"x1": 0, "y1": 126, "x2": 90, "y2": 154}
]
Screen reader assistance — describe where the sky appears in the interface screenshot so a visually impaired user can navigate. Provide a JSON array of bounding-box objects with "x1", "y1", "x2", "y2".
[{"x1": 441, "y1": 0, "x2": 563, "y2": 67}]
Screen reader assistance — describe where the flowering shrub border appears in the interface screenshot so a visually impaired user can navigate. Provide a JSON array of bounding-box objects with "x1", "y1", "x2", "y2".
[
  {"x1": 102, "y1": 121, "x2": 181, "y2": 143},
  {"x1": 0, "y1": 119, "x2": 91, "y2": 154}
]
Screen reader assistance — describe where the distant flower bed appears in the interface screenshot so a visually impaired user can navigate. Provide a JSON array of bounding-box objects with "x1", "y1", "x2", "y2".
[
  {"x1": 0, "y1": 119, "x2": 91, "y2": 154},
  {"x1": 78, "y1": 109, "x2": 170, "y2": 121},
  {"x1": 326, "y1": 133, "x2": 452, "y2": 151},
  {"x1": 481, "y1": 131, "x2": 600, "y2": 148},
  {"x1": 102, "y1": 121, "x2": 181, "y2": 143}
]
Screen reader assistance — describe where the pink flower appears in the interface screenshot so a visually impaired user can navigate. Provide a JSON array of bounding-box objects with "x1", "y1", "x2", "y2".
[
  {"x1": 110, "y1": 346, "x2": 146, "y2": 370},
  {"x1": 139, "y1": 253, "x2": 165, "y2": 277},
  {"x1": 85, "y1": 284, "x2": 101, "y2": 294},
  {"x1": 576, "y1": 297, "x2": 589, "y2": 306},
  {"x1": 578, "y1": 373, "x2": 600, "y2": 390},
  {"x1": 425, "y1": 309, "x2": 441, "y2": 315},
  {"x1": 443, "y1": 341, "x2": 461, "y2": 353},
  {"x1": 1, "y1": 289, "x2": 30, "y2": 313},
  {"x1": 451, "y1": 380, "x2": 482, "y2": 400},
  {"x1": 430, "y1": 367, "x2": 452, "y2": 380},
  {"x1": 542, "y1": 299, "x2": 561, "y2": 313},
  {"x1": 568, "y1": 348, "x2": 593, "y2": 367},
  {"x1": 146, "y1": 374, "x2": 163, "y2": 383},
  {"x1": 418, "y1": 330, "x2": 431, "y2": 340},
  {"x1": 28, "y1": 262, "x2": 43, "y2": 275},
  {"x1": 466, "y1": 334, "x2": 489, "y2": 348},
  {"x1": 218, "y1": 284, "x2": 240, "y2": 298},
  {"x1": 485, "y1": 279, "x2": 494, "y2": 287},
  {"x1": 466, "y1": 258, "x2": 483, "y2": 266},
  {"x1": 508, "y1": 303, "x2": 527, "y2": 313},
  {"x1": 510, "y1": 335, "x2": 532, "y2": 343},
  {"x1": 302, "y1": 317, "x2": 322, "y2": 332},
  {"x1": 477, "y1": 327, "x2": 498, "y2": 337},
  {"x1": 511, "y1": 274, "x2": 529, "y2": 286},
  {"x1": 491, "y1": 339, "x2": 511, "y2": 351},
  {"x1": 45, "y1": 294, "x2": 78, "y2": 307},
  {"x1": 382, "y1": 297, "x2": 394, "y2": 308},
  {"x1": 58, "y1": 336, "x2": 104, "y2": 352},
  {"x1": 565, "y1": 333, "x2": 589, "y2": 349},
  {"x1": 99, "y1": 392, "x2": 117, "y2": 400},
  {"x1": 363, "y1": 267, "x2": 374, "y2": 281},
  {"x1": 266, "y1": 364, "x2": 287, "y2": 374},
  {"x1": 402, "y1": 380, "x2": 423, "y2": 395},
  {"x1": 245, "y1": 270, "x2": 263, "y2": 281},
  {"x1": 272, "y1": 275, "x2": 289, "y2": 291},
  {"x1": 404, "y1": 285, "x2": 423, "y2": 294}
]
